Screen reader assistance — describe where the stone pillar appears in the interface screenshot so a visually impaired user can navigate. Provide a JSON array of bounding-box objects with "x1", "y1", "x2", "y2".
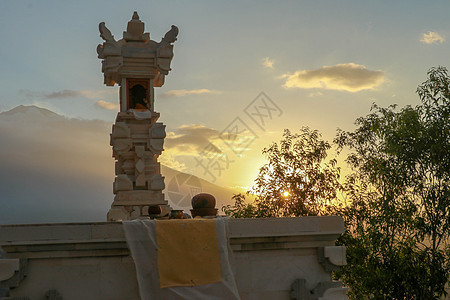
[
  {"x1": 108, "y1": 112, "x2": 170, "y2": 221},
  {"x1": 97, "y1": 11, "x2": 178, "y2": 221}
]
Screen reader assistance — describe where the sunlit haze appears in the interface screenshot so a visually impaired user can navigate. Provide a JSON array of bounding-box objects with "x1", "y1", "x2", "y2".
[{"x1": 1, "y1": 1, "x2": 449, "y2": 223}]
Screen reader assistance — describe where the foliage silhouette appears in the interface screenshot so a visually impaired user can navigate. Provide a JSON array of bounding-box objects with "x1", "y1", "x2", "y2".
[
  {"x1": 222, "y1": 67, "x2": 450, "y2": 299},
  {"x1": 333, "y1": 66, "x2": 450, "y2": 299},
  {"x1": 223, "y1": 127, "x2": 341, "y2": 217}
]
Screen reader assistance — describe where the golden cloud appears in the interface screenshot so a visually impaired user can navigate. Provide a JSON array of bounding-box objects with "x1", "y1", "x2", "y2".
[
  {"x1": 95, "y1": 100, "x2": 119, "y2": 110},
  {"x1": 44, "y1": 90, "x2": 79, "y2": 99},
  {"x1": 263, "y1": 57, "x2": 274, "y2": 68},
  {"x1": 421, "y1": 31, "x2": 445, "y2": 44},
  {"x1": 80, "y1": 89, "x2": 117, "y2": 100},
  {"x1": 162, "y1": 89, "x2": 216, "y2": 97},
  {"x1": 165, "y1": 124, "x2": 222, "y2": 155},
  {"x1": 283, "y1": 63, "x2": 384, "y2": 92}
]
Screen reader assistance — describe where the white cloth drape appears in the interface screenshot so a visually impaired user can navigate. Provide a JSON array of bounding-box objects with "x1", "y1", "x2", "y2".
[
  {"x1": 131, "y1": 110, "x2": 152, "y2": 120},
  {"x1": 123, "y1": 218, "x2": 240, "y2": 300}
]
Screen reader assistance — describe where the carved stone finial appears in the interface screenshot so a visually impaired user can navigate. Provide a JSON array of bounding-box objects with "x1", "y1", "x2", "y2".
[
  {"x1": 99, "y1": 22, "x2": 115, "y2": 42},
  {"x1": 160, "y1": 25, "x2": 179, "y2": 46},
  {"x1": 98, "y1": 12, "x2": 177, "y2": 86},
  {"x1": 123, "y1": 11, "x2": 148, "y2": 41}
]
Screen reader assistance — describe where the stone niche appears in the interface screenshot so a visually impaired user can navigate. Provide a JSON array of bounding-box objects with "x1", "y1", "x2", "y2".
[{"x1": 97, "y1": 12, "x2": 178, "y2": 221}]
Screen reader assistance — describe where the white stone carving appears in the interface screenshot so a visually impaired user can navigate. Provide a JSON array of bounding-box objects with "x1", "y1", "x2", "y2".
[
  {"x1": 97, "y1": 11, "x2": 178, "y2": 87},
  {"x1": 99, "y1": 12, "x2": 177, "y2": 221}
]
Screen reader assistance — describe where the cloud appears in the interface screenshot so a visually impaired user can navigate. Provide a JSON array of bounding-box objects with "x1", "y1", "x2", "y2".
[
  {"x1": 165, "y1": 124, "x2": 222, "y2": 155},
  {"x1": 80, "y1": 90, "x2": 117, "y2": 100},
  {"x1": 421, "y1": 31, "x2": 445, "y2": 44},
  {"x1": 308, "y1": 91, "x2": 323, "y2": 97},
  {"x1": 44, "y1": 90, "x2": 79, "y2": 99},
  {"x1": 263, "y1": 57, "x2": 274, "y2": 68},
  {"x1": 20, "y1": 89, "x2": 117, "y2": 101},
  {"x1": 161, "y1": 89, "x2": 216, "y2": 97},
  {"x1": 158, "y1": 152, "x2": 187, "y2": 172},
  {"x1": 96, "y1": 100, "x2": 119, "y2": 110},
  {"x1": 282, "y1": 63, "x2": 384, "y2": 92},
  {"x1": 165, "y1": 123, "x2": 256, "y2": 159}
]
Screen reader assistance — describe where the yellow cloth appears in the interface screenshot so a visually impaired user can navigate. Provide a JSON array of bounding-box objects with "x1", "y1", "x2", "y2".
[{"x1": 155, "y1": 219, "x2": 221, "y2": 288}]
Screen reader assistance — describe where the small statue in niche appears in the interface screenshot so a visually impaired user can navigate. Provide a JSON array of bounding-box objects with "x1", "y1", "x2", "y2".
[{"x1": 130, "y1": 84, "x2": 149, "y2": 110}]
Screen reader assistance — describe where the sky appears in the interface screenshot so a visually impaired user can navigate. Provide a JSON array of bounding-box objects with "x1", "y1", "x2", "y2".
[{"x1": 1, "y1": 0, "x2": 449, "y2": 204}]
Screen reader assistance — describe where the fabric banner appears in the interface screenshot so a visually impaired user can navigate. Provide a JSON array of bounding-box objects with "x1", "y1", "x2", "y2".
[
  {"x1": 156, "y1": 218, "x2": 221, "y2": 288},
  {"x1": 123, "y1": 218, "x2": 240, "y2": 300}
]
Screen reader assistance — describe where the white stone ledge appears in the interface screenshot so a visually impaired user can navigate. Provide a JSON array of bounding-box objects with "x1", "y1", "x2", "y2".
[
  {"x1": 0, "y1": 217, "x2": 346, "y2": 299},
  {"x1": 228, "y1": 216, "x2": 344, "y2": 238},
  {"x1": 1, "y1": 216, "x2": 344, "y2": 257}
]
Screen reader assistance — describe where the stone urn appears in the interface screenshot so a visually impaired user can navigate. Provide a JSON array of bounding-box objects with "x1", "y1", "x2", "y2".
[
  {"x1": 191, "y1": 193, "x2": 218, "y2": 217},
  {"x1": 148, "y1": 205, "x2": 162, "y2": 219},
  {"x1": 191, "y1": 193, "x2": 216, "y2": 209}
]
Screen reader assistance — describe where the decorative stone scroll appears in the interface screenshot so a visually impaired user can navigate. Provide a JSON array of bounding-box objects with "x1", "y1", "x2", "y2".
[{"x1": 98, "y1": 12, "x2": 178, "y2": 221}]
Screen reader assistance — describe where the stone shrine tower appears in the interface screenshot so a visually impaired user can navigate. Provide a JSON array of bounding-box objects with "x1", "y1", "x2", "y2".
[{"x1": 97, "y1": 12, "x2": 178, "y2": 221}]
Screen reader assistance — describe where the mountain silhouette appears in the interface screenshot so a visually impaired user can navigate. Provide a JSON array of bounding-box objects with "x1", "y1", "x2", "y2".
[{"x1": 0, "y1": 105, "x2": 239, "y2": 224}]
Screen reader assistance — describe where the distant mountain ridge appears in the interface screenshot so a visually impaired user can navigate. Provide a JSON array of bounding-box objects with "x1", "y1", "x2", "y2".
[
  {"x1": 0, "y1": 105, "x2": 238, "y2": 223},
  {"x1": 0, "y1": 105, "x2": 65, "y2": 121}
]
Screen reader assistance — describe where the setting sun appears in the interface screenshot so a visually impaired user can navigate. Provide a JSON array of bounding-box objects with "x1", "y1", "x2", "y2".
[{"x1": 282, "y1": 191, "x2": 290, "y2": 198}]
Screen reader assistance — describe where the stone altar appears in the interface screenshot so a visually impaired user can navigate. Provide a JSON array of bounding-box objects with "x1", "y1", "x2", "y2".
[{"x1": 97, "y1": 12, "x2": 178, "y2": 221}]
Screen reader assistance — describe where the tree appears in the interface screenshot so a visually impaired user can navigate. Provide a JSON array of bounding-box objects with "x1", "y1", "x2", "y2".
[
  {"x1": 333, "y1": 66, "x2": 450, "y2": 299},
  {"x1": 222, "y1": 67, "x2": 450, "y2": 299},
  {"x1": 222, "y1": 127, "x2": 341, "y2": 217}
]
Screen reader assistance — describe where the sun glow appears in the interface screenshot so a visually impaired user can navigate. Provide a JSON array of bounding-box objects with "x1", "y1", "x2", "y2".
[{"x1": 282, "y1": 191, "x2": 290, "y2": 198}]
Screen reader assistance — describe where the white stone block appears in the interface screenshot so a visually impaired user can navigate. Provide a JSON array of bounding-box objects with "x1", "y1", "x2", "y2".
[
  {"x1": 141, "y1": 206, "x2": 149, "y2": 216},
  {"x1": 130, "y1": 206, "x2": 141, "y2": 219},
  {"x1": 113, "y1": 190, "x2": 166, "y2": 205},
  {"x1": 135, "y1": 173, "x2": 146, "y2": 187},
  {"x1": 107, "y1": 207, "x2": 129, "y2": 221},
  {"x1": 319, "y1": 286, "x2": 349, "y2": 299},
  {"x1": 149, "y1": 174, "x2": 165, "y2": 190},
  {"x1": 150, "y1": 123, "x2": 166, "y2": 138},
  {"x1": 324, "y1": 246, "x2": 347, "y2": 266},
  {"x1": 149, "y1": 138, "x2": 164, "y2": 153},
  {"x1": 135, "y1": 145, "x2": 145, "y2": 158},
  {"x1": 113, "y1": 174, "x2": 133, "y2": 193},
  {"x1": 112, "y1": 138, "x2": 132, "y2": 152},
  {"x1": 0, "y1": 258, "x2": 19, "y2": 281},
  {"x1": 112, "y1": 122, "x2": 130, "y2": 138}
]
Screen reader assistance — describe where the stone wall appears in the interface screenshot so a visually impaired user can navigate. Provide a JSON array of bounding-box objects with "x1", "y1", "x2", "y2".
[{"x1": 0, "y1": 217, "x2": 348, "y2": 299}]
